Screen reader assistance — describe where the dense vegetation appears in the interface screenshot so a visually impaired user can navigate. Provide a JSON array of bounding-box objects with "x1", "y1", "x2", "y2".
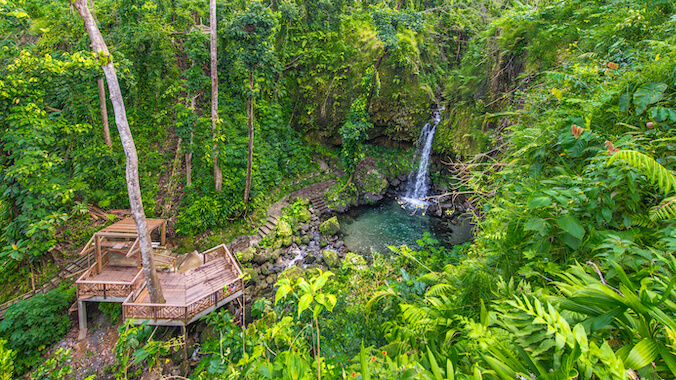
[{"x1": 1, "y1": 0, "x2": 676, "y2": 378}]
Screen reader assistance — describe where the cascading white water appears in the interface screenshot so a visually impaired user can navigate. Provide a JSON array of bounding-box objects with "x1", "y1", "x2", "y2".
[{"x1": 402, "y1": 110, "x2": 442, "y2": 208}]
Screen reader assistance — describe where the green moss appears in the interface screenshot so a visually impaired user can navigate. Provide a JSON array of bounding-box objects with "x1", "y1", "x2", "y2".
[
  {"x1": 324, "y1": 181, "x2": 359, "y2": 210},
  {"x1": 238, "y1": 247, "x2": 255, "y2": 263},
  {"x1": 433, "y1": 105, "x2": 487, "y2": 158},
  {"x1": 276, "y1": 220, "x2": 293, "y2": 238},
  {"x1": 322, "y1": 249, "x2": 339, "y2": 268},
  {"x1": 320, "y1": 216, "x2": 341, "y2": 236},
  {"x1": 358, "y1": 169, "x2": 388, "y2": 194}
]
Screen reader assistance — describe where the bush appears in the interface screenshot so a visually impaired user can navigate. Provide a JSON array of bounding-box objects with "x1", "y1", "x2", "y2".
[{"x1": 0, "y1": 286, "x2": 75, "y2": 374}]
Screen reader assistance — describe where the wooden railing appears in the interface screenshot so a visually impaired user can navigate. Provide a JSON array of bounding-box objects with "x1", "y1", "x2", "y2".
[
  {"x1": 203, "y1": 244, "x2": 244, "y2": 278},
  {"x1": 123, "y1": 244, "x2": 243, "y2": 323},
  {"x1": 123, "y1": 277, "x2": 243, "y2": 324},
  {"x1": 76, "y1": 255, "x2": 141, "y2": 300}
]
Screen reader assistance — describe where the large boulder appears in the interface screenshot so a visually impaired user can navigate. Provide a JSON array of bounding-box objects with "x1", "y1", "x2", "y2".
[
  {"x1": 357, "y1": 169, "x2": 388, "y2": 204},
  {"x1": 238, "y1": 247, "x2": 255, "y2": 264},
  {"x1": 298, "y1": 207, "x2": 312, "y2": 223},
  {"x1": 244, "y1": 268, "x2": 260, "y2": 283},
  {"x1": 177, "y1": 251, "x2": 203, "y2": 273},
  {"x1": 322, "y1": 249, "x2": 339, "y2": 268},
  {"x1": 276, "y1": 219, "x2": 293, "y2": 238},
  {"x1": 278, "y1": 266, "x2": 304, "y2": 284},
  {"x1": 319, "y1": 216, "x2": 340, "y2": 236}
]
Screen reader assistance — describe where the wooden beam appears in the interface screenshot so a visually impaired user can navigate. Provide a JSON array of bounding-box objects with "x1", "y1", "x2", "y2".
[
  {"x1": 95, "y1": 235, "x2": 102, "y2": 273},
  {"x1": 77, "y1": 300, "x2": 87, "y2": 340},
  {"x1": 160, "y1": 220, "x2": 166, "y2": 246}
]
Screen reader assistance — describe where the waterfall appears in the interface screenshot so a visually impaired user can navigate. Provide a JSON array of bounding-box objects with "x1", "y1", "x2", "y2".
[{"x1": 402, "y1": 110, "x2": 441, "y2": 208}]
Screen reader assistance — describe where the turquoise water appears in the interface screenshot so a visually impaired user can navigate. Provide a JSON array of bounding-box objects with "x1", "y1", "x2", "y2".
[{"x1": 337, "y1": 199, "x2": 472, "y2": 256}]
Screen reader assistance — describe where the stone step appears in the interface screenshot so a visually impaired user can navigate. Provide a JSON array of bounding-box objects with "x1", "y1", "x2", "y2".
[
  {"x1": 260, "y1": 226, "x2": 271, "y2": 235},
  {"x1": 264, "y1": 222, "x2": 276, "y2": 230}
]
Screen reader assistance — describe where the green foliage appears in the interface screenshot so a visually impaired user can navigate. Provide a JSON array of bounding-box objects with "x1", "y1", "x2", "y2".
[
  {"x1": 0, "y1": 286, "x2": 75, "y2": 374},
  {"x1": 370, "y1": 5, "x2": 424, "y2": 52},
  {"x1": 114, "y1": 320, "x2": 183, "y2": 380},
  {"x1": 227, "y1": 1, "x2": 277, "y2": 73},
  {"x1": 339, "y1": 66, "x2": 380, "y2": 176},
  {"x1": 0, "y1": 339, "x2": 14, "y2": 380},
  {"x1": 99, "y1": 302, "x2": 123, "y2": 324},
  {"x1": 29, "y1": 348, "x2": 73, "y2": 380}
]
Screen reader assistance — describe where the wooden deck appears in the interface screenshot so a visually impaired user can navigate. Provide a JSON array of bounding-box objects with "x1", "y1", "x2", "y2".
[{"x1": 75, "y1": 219, "x2": 244, "y2": 339}]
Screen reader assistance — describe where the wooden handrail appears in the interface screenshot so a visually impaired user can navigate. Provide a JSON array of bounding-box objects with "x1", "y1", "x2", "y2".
[
  {"x1": 77, "y1": 279, "x2": 135, "y2": 285},
  {"x1": 125, "y1": 238, "x2": 140, "y2": 257},
  {"x1": 78, "y1": 235, "x2": 96, "y2": 256}
]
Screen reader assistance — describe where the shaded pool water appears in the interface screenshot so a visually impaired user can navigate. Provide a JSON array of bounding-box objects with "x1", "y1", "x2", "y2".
[{"x1": 336, "y1": 199, "x2": 473, "y2": 256}]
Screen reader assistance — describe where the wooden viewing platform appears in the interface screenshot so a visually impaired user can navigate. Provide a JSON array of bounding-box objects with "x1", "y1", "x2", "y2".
[{"x1": 75, "y1": 219, "x2": 244, "y2": 339}]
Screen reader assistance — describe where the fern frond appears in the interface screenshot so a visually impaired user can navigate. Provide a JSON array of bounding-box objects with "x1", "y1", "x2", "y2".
[
  {"x1": 631, "y1": 213, "x2": 658, "y2": 227},
  {"x1": 608, "y1": 150, "x2": 676, "y2": 195},
  {"x1": 426, "y1": 283, "x2": 454, "y2": 297},
  {"x1": 650, "y1": 196, "x2": 676, "y2": 221}
]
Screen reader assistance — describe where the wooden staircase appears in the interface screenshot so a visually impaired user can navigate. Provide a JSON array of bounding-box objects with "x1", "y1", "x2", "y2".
[
  {"x1": 257, "y1": 214, "x2": 279, "y2": 239},
  {"x1": 310, "y1": 195, "x2": 329, "y2": 215}
]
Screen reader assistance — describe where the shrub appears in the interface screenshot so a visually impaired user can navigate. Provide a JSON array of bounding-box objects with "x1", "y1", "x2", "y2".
[{"x1": 0, "y1": 286, "x2": 75, "y2": 374}]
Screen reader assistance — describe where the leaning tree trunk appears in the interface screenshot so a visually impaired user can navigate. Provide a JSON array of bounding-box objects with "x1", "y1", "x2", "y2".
[
  {"x1": 73, "y1": 0, "x2": 165, "y2": 304},
  {"x1": 210, "y1": 0, "x2": 222, "y2": 191},
  {"x1": 244, "y1": 70, "x2": 254, "y2": 205}
]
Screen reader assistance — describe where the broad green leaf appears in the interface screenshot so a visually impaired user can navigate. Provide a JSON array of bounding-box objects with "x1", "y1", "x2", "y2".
[
  {"x1": 427, "y1": 348, "x2": 443, "y2": 380},
  {"x1": 528, "y1": 196, "x2": 552, "y2": 209},
  {"x1": 298, "y1": 293, "x2": 313, "y2": 317},
  {"x1": 524, "y1": 217, "x2": 548, "y2": 233},
  {"x1": 624, "y1": 338, "x2": 659, "y2": 369},
  {"x1": 634, "y1": 82, "x2": 667, "y2": 114},
  {"x1": 274, "y1": 285, "x2": 292, "y2": 304},
  {"x1": 619, "y1": 92, "x2": 630, "y2": 113},
  {"x1": 556, "y1": 215, "x2": 585, "y2": 240}
]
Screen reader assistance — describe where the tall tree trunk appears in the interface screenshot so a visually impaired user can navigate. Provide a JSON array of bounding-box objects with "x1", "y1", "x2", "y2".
[
  {"x1": 98, "y1": 78, "x2": 112, "y2": 147},
  {"x1": 186, "y1": 96, "x2": 196, "y2": 187},
  {"x1": 73, "y1": 0, "x2": 165, "y2": 304},
  {"x1": 244, "y1": 70, "x2": 254, "y2": 205},
  {"x1": 210, "y1": 0, "x2": 222, "y2": 191}
]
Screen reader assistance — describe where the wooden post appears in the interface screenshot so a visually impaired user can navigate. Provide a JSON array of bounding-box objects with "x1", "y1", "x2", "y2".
[
  {"x1": 95, "y1": 235, "x2": 102, "y2": 273},
  {"x1": 77, "y1": 300, "x2": 87, "y2": 340},
  {"x1": 160, "y1": 221, "x2": 166, "y2": 247},
  {"x1": 182, "y1": 325, "x2": 188, "y2": 376}
]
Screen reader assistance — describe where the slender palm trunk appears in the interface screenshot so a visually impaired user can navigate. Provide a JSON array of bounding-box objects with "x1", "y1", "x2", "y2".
[
  {"x1": 244, "y1": 70, "x2": 254, "y2": 205},
  {"x1": 73, "y1": 0, "x2": 164, "y2": 304}
]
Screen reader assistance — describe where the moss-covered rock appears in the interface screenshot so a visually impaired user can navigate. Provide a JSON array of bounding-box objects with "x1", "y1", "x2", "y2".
[
  {"x1": 320, "y1": 216, "x2": 340, "y2": 235},
  {"x1": 281, "y1": 235, "x2": 293, "y2": 247},
  {"x1": 276, "y1": 220, "x2": 293, "y2": 238},
  {"x1": 298, "y1": 207, "x2": 312, "y2": 223},
  {"x1": 244, "y1": 268, "x2": 260, "y2": 283},
  {"x1": 433, "y1": 106, "x2": 486, "y2": 158},
  {"x1": 238, "y1": 247, "x2": 255, "y2": 264},
  {"x1": 300, "y1": 235, "x2": 310, "y2": 245},
  {"x1": 278, "y1": 266, "x2": 304, "y2": 284},
  {"x1": 322, "y1": 249, "x2": 339, "y2": 268},
  {"x1": 357, "y1": 169, "x2": 388, "y2": 204},
  {"x1": 341, "y1": 252, "x2": 367, "y2": 272}
]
